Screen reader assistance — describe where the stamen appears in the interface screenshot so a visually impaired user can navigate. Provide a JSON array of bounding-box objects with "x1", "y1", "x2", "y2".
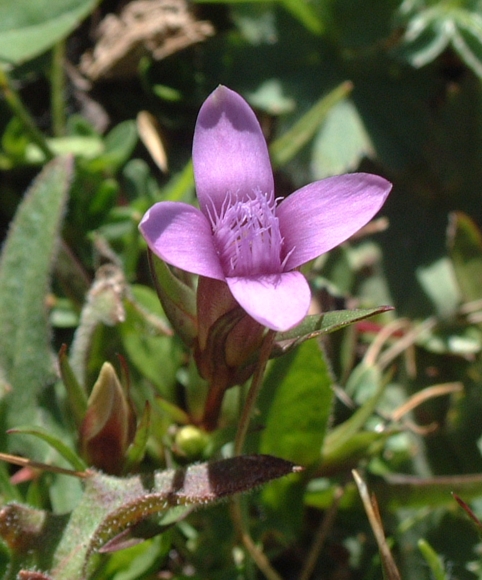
[{"x1": 209, "y1": 190, "x2": 283, "y2": 277}]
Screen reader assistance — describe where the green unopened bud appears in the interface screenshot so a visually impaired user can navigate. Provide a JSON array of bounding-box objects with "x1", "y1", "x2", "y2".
[
  {"x1": 174, "y1": 425, "x2": 211, "y2": 459},
  {"x1": 80, "y1": 362, "x2": 136, "y2": 474}
]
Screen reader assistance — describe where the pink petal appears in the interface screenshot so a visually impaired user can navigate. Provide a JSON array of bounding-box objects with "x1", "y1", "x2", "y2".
[
  {"x1": 277, "y1": 173, "x2": 392, "y2": 270},
  {"x1": 226, "y1": 272, "x2": 311, "y2": 331},
  {"x1": 193, "y1": 86, "x2": 275, "y2": 216},
  {"x1": 139, "y1": 202, "x2": 225, "y2": 280}
]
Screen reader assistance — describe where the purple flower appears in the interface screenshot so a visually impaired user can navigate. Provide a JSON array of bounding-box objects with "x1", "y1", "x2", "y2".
[{"x1": 140, "y1": 86, "x2": 392, "y2": 332}]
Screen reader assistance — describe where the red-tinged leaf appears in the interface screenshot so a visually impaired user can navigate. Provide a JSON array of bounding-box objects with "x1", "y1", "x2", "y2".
[
  {"x1": 19, "y1": 572, "x2": 53, "y2": 580},
  {"x1": 0, "y1": 454, "x2": 300, "y2": 579},
  {"x1": 80, "y1": 362, "x2": 136, "y2": 474}
]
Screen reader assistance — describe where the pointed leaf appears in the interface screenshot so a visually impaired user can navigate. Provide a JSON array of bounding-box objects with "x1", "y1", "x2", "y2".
[
  {"x1": 270, "y1": 81, "x2": 353, "y2": 168},
  {"x1": 273, "y1": 306, "x2": 393, "y2": 356},
  {"x1": 418, "y1": 539, "x2": 448, "y2": 580},
  {"x1": 51, "y1": 454, "x2": 299, "y2": 578},
  {"x1": 280, "y1": 0, "x2": 323, "y2": 34},
  {"x1": 58, "y1": 344, "x2": 87, "y2": 428},
  {"x1": 123, "y1": 402, "x2": 151, "y2": 473},
  {"x1": 6, "y1": 426, "x2": 86, "y2": 472},
  {"x1": 0, "y1": 156, "x2": 73, "y2": 455}
]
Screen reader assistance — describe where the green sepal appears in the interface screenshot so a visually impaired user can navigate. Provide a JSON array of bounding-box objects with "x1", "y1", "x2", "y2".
[
  {"x1": 123, "y1": 401, "x2": 151, "y2": 473},
  {"x1": 58, "y1": 344, "x2": 88, "y2": 428},
  {"x1": 148, "y1": 251, "x2": 197, "y2": 345}
]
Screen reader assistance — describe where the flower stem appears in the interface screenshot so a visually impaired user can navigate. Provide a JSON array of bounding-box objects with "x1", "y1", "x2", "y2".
[
  {"x1": 230, "y1": 499, "x2": 283, "y2": 580},
  {"x1": 234, "y1": 330, "x2": 275, "y2": 456},
  {"x1": 201, "y1": 373, "x2": 231, "y2": 431},
  {"x1": 51, "y1": 40, "x2": 67, "y2": 137},
  {"x1": 230, "y1": 330, "x2": 279, "y2": 580},
  {"x1": 0, "y1": 68, "x2": 54, "y2": 160},
  {"x1": 297, "y1": 486, "x2": 343, "y2": 580}
]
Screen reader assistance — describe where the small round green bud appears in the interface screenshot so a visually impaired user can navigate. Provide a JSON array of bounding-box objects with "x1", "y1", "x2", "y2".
[{"x1": 174, "y1": 425, "x2": 211, "y2": 459}]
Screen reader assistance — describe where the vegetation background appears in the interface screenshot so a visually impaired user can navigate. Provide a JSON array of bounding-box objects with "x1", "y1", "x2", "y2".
[{"x1": 3, "y1": 0, "x2": 482, "y2": 578}]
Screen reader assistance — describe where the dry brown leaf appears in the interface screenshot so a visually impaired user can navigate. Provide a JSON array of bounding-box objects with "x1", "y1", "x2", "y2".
[{"x1": 80, "y1": 0, "x2": 214, "y2": 81}]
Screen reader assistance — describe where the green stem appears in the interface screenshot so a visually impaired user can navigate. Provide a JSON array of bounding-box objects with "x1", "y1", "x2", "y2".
[
  {"x1": 230, "y1": 499, "x2": 283, "y2": 580},
  {"x1": 234, "y1": 330, "x2": 275, "y2": 456},
  {"x1": 298, "y1": 487, "x2": 343, "y2": 580},
  {"x1": 51, "y1": 40, "x2": 67, "y2": 137},
  {"x1": 0, "y1": 68, "x2": 54, "y2": 160},
  {"x1": 230, "y1": 331, "x2": 279, "y2": 578}
]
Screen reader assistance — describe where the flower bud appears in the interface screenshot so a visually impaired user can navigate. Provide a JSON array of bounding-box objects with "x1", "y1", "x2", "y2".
[
  {"x1": 194, "y1": 276, "x2": 265, "y2": 388},
  {"x1": 80, "y1": 362, "x2": 136, "y2": 474},
  {"x1": 174, "y1": 425, "x2": 211, "y2": 460}
]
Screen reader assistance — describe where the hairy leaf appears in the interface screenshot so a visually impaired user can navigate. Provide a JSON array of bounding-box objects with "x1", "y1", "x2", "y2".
[
  {"x1": 0, "y1": 156, "x2": 73, "y2": 454},
  {"x1": 1, "y1": 455, "x2": 299, "y2": 579}
]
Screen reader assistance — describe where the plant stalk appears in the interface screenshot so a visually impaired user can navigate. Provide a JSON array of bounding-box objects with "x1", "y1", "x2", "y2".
[
  {"x1": 51, "y1": 40, "x2": 67, "y2": 137},
  {"x1": 0, "y1": 68, "x2": 54, "y2": 160},
  {"x1": 234, "y1": 330, "x2": 275, "y2": 456}
]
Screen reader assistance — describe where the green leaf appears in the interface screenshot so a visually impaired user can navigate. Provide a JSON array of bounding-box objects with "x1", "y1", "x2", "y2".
[
  {"x1": 270, "y1": 81, "x2": 353, "y2": 168},
  {"x1": 396, "y1": 4, "x2": 482, "y2": 78},
  {"x1": 311, "y1": 98, "x2": 373, "y2": 179},
  {"x1": 0, "y1": 156, "x2": 73, "y2": 454},
  {"x1": 88, "y1": 121, "x2": 138, "y2": 173},
  {"x1": 259, "y1": 341, "x2": 334, "y2": 538},
  {"x1": 123, "y1": 402, "x2": 151, "y2": 473},
  {"x1": 448, "y1": 211, "x2": 482, "y2": 303},
  {"x1": 120, "y1": 285, "x2": 182, "y2": 398},
  {"x1": 260, "y1": 340, "x2": 334, "y2": 466},
  {"x1": 0, "y1": 0, "x2": 99, "y2": 66},
  {"x1": 58, "y1": 344, "x2": 88, "y2": 428},
  {"x1": 273, "y1": 306, "x2": 393, "y2": 356},
  {"x1": 395, "y1": 7, "x2": 450, "y2": 67},
  {"x1": 25, "y1": 136, "x2": 104, "y2": 164},
  {"x1": 279, "y1": 0, "x2": 323, "y2": 35},
  {"x1": 418, "y1": 539, "x2": 448, "y2": 580},
  {"x1": 7, "y1": 426, "x2": 86, "y2": 472},
  {"x1": 321, "y1": 362, "x2": 392, "y2": 475},
  {"x1": 451, "y1": 9, "x2": 482, "y2": 79},
  {"x1": 193, "y1": 0, "x2": 323, "y2": 34}
]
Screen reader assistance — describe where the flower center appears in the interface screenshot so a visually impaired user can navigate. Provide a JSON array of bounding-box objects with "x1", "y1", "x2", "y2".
[{"x1": 209, "y1": 190, "x2": 283, "y2": 277}]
